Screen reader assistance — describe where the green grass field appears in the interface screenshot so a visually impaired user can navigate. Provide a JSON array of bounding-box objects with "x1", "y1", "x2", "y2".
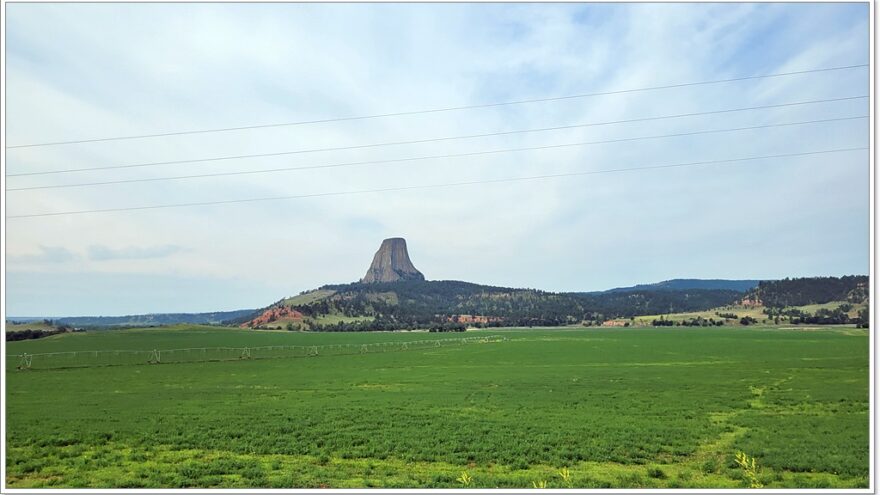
[{"x1": 4, "y1": 326, "x2": 869, "y2": 488}]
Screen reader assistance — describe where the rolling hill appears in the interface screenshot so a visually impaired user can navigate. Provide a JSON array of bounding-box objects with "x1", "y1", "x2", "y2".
[
  {"x1": 8, "y1": 309, "x2": 257, "y2": 328},
  {"x1": 10, "y1": 238, "x2": 866, "y2": 333},
  {"x1": 232, "y1": 280, "x2": 745, "y2": 330},
  {"x1": 597, "y1": 278, "x2": 761, "y2": 293},
  {"x1": 745, "y1": 275, "x2": 868, "y2": 307}
]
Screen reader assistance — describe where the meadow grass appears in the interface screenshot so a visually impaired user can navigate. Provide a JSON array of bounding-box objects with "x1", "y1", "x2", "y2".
[
  {"x1": 282, "y1": 290, "x2": 336, "y2": 307},
  {"x1": 630, "y1": 306, "x2": 768, "y2": 325},
  {"x1": 4, "y1": 321, "x2": 56, "y2": 333},
  {"x1": 629, "y1": 301, "x2": 868, "y2": 325},
  {"x1": 5, "y1": 326, "x2": 868, "y2": 488},
  {"x1": 794, "y1": 301, "x2": 867, "y2": 318}
]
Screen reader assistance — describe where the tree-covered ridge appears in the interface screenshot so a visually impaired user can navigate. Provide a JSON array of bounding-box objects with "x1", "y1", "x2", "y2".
[
  {"x1": 234, "y1": 280, "x2": 743, "y2": 330},
  {"x1": 747, "y1": 276, "x2": 868, "y2": 308},
  {"x1": 317, "y1": 280, "x2": 584, "y2": 327},
  {"x1": 575, "y1": 289, "x2": 744, "y2": 317}
]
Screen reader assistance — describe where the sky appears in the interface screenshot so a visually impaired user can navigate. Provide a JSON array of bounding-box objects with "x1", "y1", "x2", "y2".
[{"x1": 3, "y1": 3, "x2": 871, "y2": 316}]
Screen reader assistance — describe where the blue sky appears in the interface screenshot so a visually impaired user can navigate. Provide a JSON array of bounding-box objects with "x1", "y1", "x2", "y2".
[{"x1": 4, "y1": 3, "x2": 870, "y2": 316}]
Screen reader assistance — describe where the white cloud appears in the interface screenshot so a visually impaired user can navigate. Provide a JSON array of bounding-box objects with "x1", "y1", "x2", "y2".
[
  {"x1": 87, "y1": 244, "x2": 185, "y2": 261},
  {"x1": 8, "y1": 246, "x2": 76, "y2": 265},
  {"x1": 3, "y1": 3, "x2": 869, "y2": 314}
]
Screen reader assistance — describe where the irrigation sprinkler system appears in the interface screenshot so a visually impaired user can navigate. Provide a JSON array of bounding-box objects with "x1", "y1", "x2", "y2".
[{"x1": 6, "y1": 335, "x2": 506, "y2": 371}]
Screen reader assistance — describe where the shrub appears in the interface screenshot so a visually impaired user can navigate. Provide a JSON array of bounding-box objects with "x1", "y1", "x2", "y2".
[{"x1": 647, "y1": 466, "x2": 667, "y2": 479}]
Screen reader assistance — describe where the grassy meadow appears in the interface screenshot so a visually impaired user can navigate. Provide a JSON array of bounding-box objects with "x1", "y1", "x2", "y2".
[
  {"x1": 625, "y1": 301, "x2": 868, "y2": 326},
  {"x1": 4, "y1": 320, "x2": 56, "y2": 333},
  {"x1": 4, "y1": 325, "x2": 869, "y2": 488}
]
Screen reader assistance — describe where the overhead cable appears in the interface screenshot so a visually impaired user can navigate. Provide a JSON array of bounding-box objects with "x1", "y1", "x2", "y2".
[
  {"x1": 6, "y1": 115, "x2": 867, "y2": 192},
  {"x1": 7, "y1": 147, "x2": 867, "y2": 219},
  {"x1": 6, "y1": 64, "x2": 867, "y2": 149},
  {"x1": 7, "y1": 95, "x2": 867, "y2": 178}
]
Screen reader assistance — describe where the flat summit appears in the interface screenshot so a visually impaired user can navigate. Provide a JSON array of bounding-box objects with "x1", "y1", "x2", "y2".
[{"x1": 361, "y1": 238, "x2": 425, "y2": 283}]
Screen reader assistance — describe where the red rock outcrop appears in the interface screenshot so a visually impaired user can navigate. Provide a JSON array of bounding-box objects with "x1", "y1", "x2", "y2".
[{"x1": 241, "y1": 307, "x2": 304, "y2": 328}]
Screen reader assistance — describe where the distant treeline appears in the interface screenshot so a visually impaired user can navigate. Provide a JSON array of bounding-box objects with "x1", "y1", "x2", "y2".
[
  {"x1": 311, "y1": 319, "x2": 468, "y2": 332},
  {"x1": 7, "y1": 329, "x2": 65, "y2": 341},
  {"x1": 652, "y1": 316, "x2": 757, "y2": 327},
  {"x1": 764, "y1": 305, "x2": 869, "y2": 327},
  {"x1": 36, "y1": 309, "x2": 257, "y2": 327}
]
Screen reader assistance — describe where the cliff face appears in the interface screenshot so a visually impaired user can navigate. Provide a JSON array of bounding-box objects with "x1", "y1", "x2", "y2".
[{"x1": 361, "y1": 238, "x2": 425, "y2": 283}]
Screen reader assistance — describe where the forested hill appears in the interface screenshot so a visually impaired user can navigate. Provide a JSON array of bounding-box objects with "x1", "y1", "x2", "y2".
[
  {"x1": 576, "y1": 288, "x2": 743, "y2": 316},
  {"x1": 746, "y1": 275, "x2": 868, "y2": 308},
  {"x1": 323, "y1": 280, "x2": 741, "y2": 321},
  {"x1": 231, "y1": 280, "x2": 743, "y2": 330}
]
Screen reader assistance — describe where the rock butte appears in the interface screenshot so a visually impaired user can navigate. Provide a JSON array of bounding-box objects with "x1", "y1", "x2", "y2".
[{"x1": 361, "y1": 238, "x2": 425, "y2": 283}]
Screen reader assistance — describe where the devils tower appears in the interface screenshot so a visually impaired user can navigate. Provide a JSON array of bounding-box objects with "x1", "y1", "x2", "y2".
[{"x1": 361, "y1": 238, "x2": 425, "y2": 283}]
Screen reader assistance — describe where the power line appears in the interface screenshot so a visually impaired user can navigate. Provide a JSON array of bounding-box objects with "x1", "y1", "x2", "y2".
[
  {"x1": 6, "y1": 64, "x2": 868, "y2": 149},
  {"x1": 6, "y1": 115, "x2": 867, "y2": 192},
  {"x1": 7, "y1": 147, "x2": 867, "y2": 219},
  {"x1": 7, "y1": 95, "x2": 867, "y2": 178}
]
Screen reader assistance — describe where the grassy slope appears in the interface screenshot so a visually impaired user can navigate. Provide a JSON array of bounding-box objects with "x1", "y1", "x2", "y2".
[
  {"x1": 5, "y1": 326, "x2": 868, "y2": 488},
  {"x1": 5, "y1": 321, "x2": 56, "y2": 333},
  {"x1": 263, "y1": 290, "x2": 376, "y2": 329},
  {"x1": 794, "y1": 301, "x2": 866, "y2": 317},
  {"x1": 282, "y1": 290, "x2": 336, "y2": 307},
  {"x1": 626, "y1": 301, "x2": 866, "y2": 326},
  {"x1": 629, "y1": 306, "x2": 767, "y2": 325}
]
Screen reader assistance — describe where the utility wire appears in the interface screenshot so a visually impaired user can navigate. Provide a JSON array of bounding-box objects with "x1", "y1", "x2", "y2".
[
  {"x1": 7, "y1": 95, "x2": 867, "y2": 178},
  {"x1": 6, "y1": 115, "x2": 867, "y2": 192},
  {"x1": 6, "y1": 147, "x2": 867, "y2": 219},
  {"x1": 6, "y1": 63, "x2": 868, "y2": 149}
]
